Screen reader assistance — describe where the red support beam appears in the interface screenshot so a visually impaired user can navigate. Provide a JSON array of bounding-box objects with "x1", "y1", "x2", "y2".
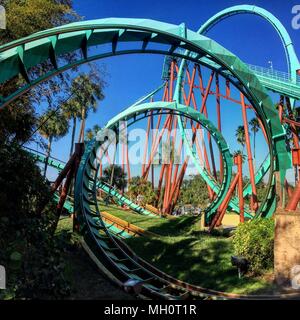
[
  {"x1": 225, "y1": 79, "x2": 230, "y2": 98},
  {"x1": 278, "y1": 95, "x2": 284, "y2": 123},
  {"x1": 286, "y1": 180, "x2": 300, "y2": 211},
  {"x1": 209, "y1": 173, "x2": 239, "y2": 232},
  {"x1": 169, "y1": 60, "x2": 175, "y2": 101},
  {"x1": 142, "y1": 113, "x2": 152, "y2": 176},
  {"x1": 235, "y1": 154, "x2": 244, "y2": 223},
  {"x1": 200, "y1": 71, "x2": 215, "y2": 114},
  {"x1": 142, "y1": 115, "x2": 172, "y2": 179},
  {"x1": 186, "y1": 64, "x2": 197, "y2": 106},
  {"x1": 241, "y1": 93, "x2": 258, "y2": 212},
  {"x1": 285, "y1": 97, "x2": 300, "y2": 149},
  {"x1": 215, "y1": 73, "x2": 223, "y2": 182},
  {"x1": 51, "y1": 153, "x2": 76, "y2": 193}
]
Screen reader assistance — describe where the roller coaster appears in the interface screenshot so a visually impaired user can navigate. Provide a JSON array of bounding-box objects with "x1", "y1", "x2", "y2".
[{"x1": 1, "y1": 5, "x2": 300, "y2": 299}]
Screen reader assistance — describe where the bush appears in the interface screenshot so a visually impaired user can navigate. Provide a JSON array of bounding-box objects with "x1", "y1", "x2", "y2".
[
  {"x1": 0, "y1": 144, "x2": 71, "y2": 299},
  {"x1": 232, "y1": 218, "x2": 275, "y2": 274}
]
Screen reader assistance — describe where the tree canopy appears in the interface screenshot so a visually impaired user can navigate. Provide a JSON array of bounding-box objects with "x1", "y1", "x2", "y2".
[{"x1": 101, "y1": 165, "x2": 127, "y2": 191}]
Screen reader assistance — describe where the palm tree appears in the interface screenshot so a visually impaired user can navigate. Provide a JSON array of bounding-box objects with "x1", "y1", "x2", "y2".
[
  {"x1": 233, "y1": 150, "x2": 246, "y2": 162},
  {"x1": 249, "y1": 118, "x2": 260, "y2": 161},
  {"x1": 85, "y1": 128, "x2": 94, "y2": 141},
  {"x1": 62, "y1": 69, "x2": 105, "y2": 153},
  {"x1": 71, "y1": 72, "x2": 104, "y2": 143},
  {"x1": 62, "y1": 100, "x2": 81, "y2": 157},
  {"x1": 233, "y1": 150, "x2": 246, "y2": 197},
  {"x1": 85, "y1": 124, "x2": 102, "y2": 141},
  {"x1": 235, "y1": 125, "x2": 246, "y2": 155},
  {"x1": 93, "y1": 124, "x2": 101, "y2": 137},
  {"x1": 38, "y1": 110, "x2": 69, "y2": 177},
  {"x1": 101, "y1": 165, "x2": 127, "y2": 192}
]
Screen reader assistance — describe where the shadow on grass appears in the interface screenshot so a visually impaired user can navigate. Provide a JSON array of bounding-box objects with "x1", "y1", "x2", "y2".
[
  {"x1": 146, "y1": 215, "x2": 200, "y2": 236},
  {"x1": 126, "y1": 234, "x2": 276, "y2": 295}
]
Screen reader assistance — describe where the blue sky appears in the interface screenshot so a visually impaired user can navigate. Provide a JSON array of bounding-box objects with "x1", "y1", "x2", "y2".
[{"x1": 32, "y1": 0, "x2": 300, "y2": 181}]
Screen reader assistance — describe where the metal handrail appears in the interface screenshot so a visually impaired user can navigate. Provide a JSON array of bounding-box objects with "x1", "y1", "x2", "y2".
[{"x1": 246, "y1": 63, "x2": 300, "y2": 84}]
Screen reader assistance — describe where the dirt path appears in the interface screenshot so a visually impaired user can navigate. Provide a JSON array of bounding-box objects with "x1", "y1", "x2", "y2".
[{"x1": 64, "y1": 243, "x2": 134, "y2": 300}]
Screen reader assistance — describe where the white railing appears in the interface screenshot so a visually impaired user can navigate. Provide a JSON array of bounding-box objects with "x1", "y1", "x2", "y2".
[{"x1": 246, "y1": 63, "x2": 300, "y2": 84}]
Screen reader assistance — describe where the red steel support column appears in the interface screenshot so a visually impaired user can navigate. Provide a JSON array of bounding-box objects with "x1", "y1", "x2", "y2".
[
  {"x1": 215, "y1": 73, "x2": 223, "y2": 182},
  {"x1": 209, "y1": 173, "x2": 239, "y2": 232},
  {"x1": 286, "y1": 180, "x2": 300, "y2": 211},
  {"x1": 142, "y1": 83, "x2": 169, "y2": 180},
  {"x1": 286, "y1": 149, "x2": 300, "y2": 210},
  {"x1": 285, "y1": 97, "x2": 300, "y2": 149},
  {"x1": 56, "y1": 163, "x2": 75, "y2": 215},
  {"x1": 156, "y1": 163, "x2": 166, "y2": 208},
  {"x1": 278, "y1": 96, "x2": 284, "y2": 123},
  {"x1": 198, "y1": 70, "x2": 217, "y2": 179},
  {"x1": 200, "y1": 71, "x2": 214, "y2": 114},
  {"x1": 241, "y1": 93, "x2": 258, "y2": 211},
  {"x1": 170, "y1": 161, "x2": 188, "y2": 212},
  {"x1": 51, "y1": 153, "x2": 76, "y2": 193},
  {"x1": 225, "y1": 79, "x2": 230, "y2": 98},
  {"x1": 285, "y1": 97, "x2": 300, "y2": 185},
  {"x1": 236, "y1": 154, "x2": 244, "y2": 223},
  {"x1": 126, "y1": 141, "x2": 131, "y2": 182},
  {"x1": 150, "y1": 112, "x2": 154, "y2": 189},
  {"x1": 186, "y1": 65, "x2": 197, "y2": 106},
  {"x1": 143, "y1": 116, "x2": 171, "y2": 179},
  {"x1": 169, "y1": 60, "x2": 175, "y2": 102},
  {"x1": 142, "y1": 114, "x2": 151, "y2": 176}
]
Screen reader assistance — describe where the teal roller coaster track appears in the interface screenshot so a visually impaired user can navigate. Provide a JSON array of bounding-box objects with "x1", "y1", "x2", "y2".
[{"x1": 1, "y1": 4, "x2": 300, "y2": 299}]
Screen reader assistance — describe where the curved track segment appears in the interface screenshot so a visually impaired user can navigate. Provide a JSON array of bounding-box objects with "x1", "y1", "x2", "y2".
[
  {"x1": 25, "y1": 147, "x2": 158, "y2": 218},
  {"x1": 75, "y1": 103, "x2": 232, "y2": 299},
  {"x1": 75, "y1": 102, "x2": 234, "y2": 299},
  {"x1": 0, "y1": 18, "x2": 289, "y2": 177},
  {"x1": 198, "y1": 4, "x2": 300, "y2": 216},
  {"x1": 27, "y1": 147, "x2": 155, "y2": 238},
  {"x1": 75, "y1": 107, "x2": 298, "y2": 300},
  {"x1": 0, "y1": 17, "x2": 291, "y2": 217},
  {"x1": 172, "y1": 4, "x2": 298, "y2": 218},
  {"x1": 199, "y1": 4, "x2": 300, "y2": 81},
  {"x1": 103, "y1": 101, "x2": 233, "y2": 218}
]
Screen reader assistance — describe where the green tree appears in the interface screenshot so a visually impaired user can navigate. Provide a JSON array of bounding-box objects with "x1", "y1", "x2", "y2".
[
  {"x1": 61, "y1": 100, "x2": 81, "y2": 157},
  {"x1": 62, "y1": 69, "x2": 105, "y2": 155},
  {"x1": 0, "y1": 0, "x2": 77, "y2": 146},
  {"x1": 101, "y1": 165, "x2": 127, "y2": 191},
  {"x1": 63, "y1": 71, "x2": 105, "y2": 145},
  {"x1": 0, "y1": 0, "x2": 84, "y2": 300},
  {"x1": 235, "y1": 125, "x2": 246, "y2": 155},
  {"x1": 0, "y1": 0, "x2": 77, "y2": 44},
  {"x1": 85, "y1": 124, "x2": 102, "y2": 141},
  {"x1": 178, "y1": 174, "x2": 210, "y2": 209},
  {"x1": 233, "y1": 219, "x2": 274, "y2": 274},
  {"x1": 233, "y1": 150, "x2": 246, "y2": 162},
  {"x1": 127, "y1": 176, "x2": 157, "y2": 205},
  {"x1": 38, "y1": 110, "x2": 69, "y2": 177}
]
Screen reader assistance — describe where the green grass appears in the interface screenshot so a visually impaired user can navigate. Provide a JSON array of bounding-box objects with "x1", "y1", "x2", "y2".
[
  {"x1": 125, "y1": 231, "x2": 276, "y2": 295},
  {"x1": 87, "y1": 201, "x2": 277, "y2": 295},
  {"x1": 97, "y1": 201, "x2": 163, "y2": 230}
]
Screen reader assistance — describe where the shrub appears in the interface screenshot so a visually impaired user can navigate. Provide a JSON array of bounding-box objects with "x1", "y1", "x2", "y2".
[
  {"x1": 0, "y1": 144, "x2": 71, "y2": 299},
  {"x1": 232, "y1": 218, "x2": 275, "y2": 274}
]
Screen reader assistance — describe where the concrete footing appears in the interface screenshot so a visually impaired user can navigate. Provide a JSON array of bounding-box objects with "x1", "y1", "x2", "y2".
[{"x1": 274, "y1": 210, "x2": 300, "y2": 289}]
